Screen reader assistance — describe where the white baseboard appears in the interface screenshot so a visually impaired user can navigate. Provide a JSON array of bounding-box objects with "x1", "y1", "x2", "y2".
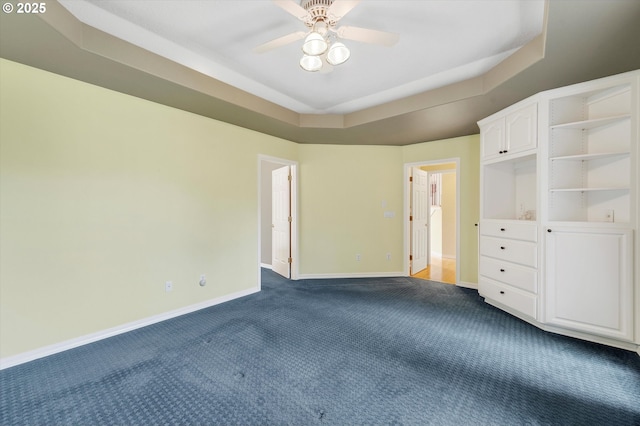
[
  {"x1": 456, "y1": 281, "x2": 478, "y2": 290},
  {"x1": 260, "y1": 263, "x2": 272, "y2": 270},
  {"x1": 0, "y1": 286, "x2": 260, "y2": 370},
  {"x1": 298, "y1": 272, "x2": 405, "y2": 280}
]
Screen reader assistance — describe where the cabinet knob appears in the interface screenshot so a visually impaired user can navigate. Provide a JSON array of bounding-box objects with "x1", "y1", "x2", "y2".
[
  {"x1": 500, "y1": 269, "x2": 505, "y2": 272},
  {"x1": 499, "y1": 291, "x2": 505, "y2": 295},
  {"x1": 500, "y1": 228, "x2": 506, "y2": 231},
  {"x1": 503, "y1": 150, "x2": 508, "y2": 153},
  {"x1": 547, "y1": 229, "x2": 552, "y2": 233},
  {"x1": 498, "y1": 150, "x2": 504, "y2": 154},
  {"x1": 500, "y1": 246, "x2": 506, "y2": 250}
]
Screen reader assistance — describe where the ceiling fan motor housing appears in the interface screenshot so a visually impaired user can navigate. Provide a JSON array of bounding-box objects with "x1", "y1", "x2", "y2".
[{"x1": 300, "y1": 0, "x2": 337, "y2": 28}]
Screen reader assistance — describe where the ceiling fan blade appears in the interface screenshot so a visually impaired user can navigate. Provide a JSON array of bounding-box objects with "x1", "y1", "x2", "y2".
[
  {"x1": 336, "y1": 26, "x2": 399, "y2": 46},
  {"x1": 327, "y1": 0, "x2": 362, "y2": 21},
  {"x1": 272, "y1": 0, "x2": 310, "y2": 21},
  {"x1": 254, "y1": 31, "x2": 307, "y2": 54}
]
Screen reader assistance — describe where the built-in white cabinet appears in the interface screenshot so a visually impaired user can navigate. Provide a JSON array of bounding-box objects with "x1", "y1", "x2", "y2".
[
  {"x1": 479, "y1": 220, "x2": 538, "y2": 319},
  {"x1": 480, "y1": 103, "x2": 538, "y2": 161},
  {"x1": 545, "y1": 226, "x2": 633, "y2": 341},
  {"x1": 479, "y1": 98, "x2": 540, "y2": 322},
  {"x1": 547, "y1": 84, "x2": 632, "y2": 223},
  {"x1": 478, "y1": 70, "x2": 639, "y2": 353}
]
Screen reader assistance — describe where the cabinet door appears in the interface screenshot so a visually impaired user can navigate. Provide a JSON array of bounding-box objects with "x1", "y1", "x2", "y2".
[
  {"x1": 506, "y1": 103, "x2": 537, "y2": 155},
  {"x1": 545, "y1": 227, "x2": 633, "y2": 341},
  {"x1": 480, "y1": 117, "x2": 505, "y2": 161}
]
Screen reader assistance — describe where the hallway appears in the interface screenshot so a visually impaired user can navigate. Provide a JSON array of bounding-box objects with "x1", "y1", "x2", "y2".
[{"x1": 412, "y1": 255, "x2": 456, "y2": 285}]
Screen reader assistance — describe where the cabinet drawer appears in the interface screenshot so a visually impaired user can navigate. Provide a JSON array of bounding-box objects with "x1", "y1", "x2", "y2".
[
  {"x1": 480, "y1": 221, "x2": 537, "y2": 242},
  {"x1": 480, "y1": 256, "x2": 537, "y2": 293},
  {"x1": 479, "y1": 278, "x2": 537, "y2": 319},
  {"x1": 480, "y1": 236, "x2": 537, "y2": 267}
]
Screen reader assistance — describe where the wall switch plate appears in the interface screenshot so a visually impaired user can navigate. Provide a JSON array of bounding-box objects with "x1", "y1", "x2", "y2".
[
  {"x1": 199, "y1": 274, "x2": 207, "y2": 286},
  {"x1": 165, "y1": 281, "x2": 173, "y2": 292}
]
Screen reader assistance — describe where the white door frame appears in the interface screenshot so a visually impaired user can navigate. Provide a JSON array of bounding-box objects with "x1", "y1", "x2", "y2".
[
  {"x1": 258, "y1": 155, "x2": 299, "y2": 287},
  {"x1": 403, "y1": 159, "x2": 460, "y2": 283}
]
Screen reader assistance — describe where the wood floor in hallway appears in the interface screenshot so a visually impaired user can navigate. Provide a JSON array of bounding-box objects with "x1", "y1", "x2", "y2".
[{"x1": 412, "y1": 256, "x2": 456, "y2": 285}]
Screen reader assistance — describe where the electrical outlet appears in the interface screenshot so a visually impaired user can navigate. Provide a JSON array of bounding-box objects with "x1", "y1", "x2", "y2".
[
  {"x1": 605, "y1": 209, "x2": 614, "y2": 222},
  {"x1": 199, "y1": 274, "x2": 207, "y2": 287},
  {"x1": 165, "y1": 281, "x2": 173, "y2": 292},
  {"x1": 356, "y1": 254, "x2": 361, "y2": 261}
]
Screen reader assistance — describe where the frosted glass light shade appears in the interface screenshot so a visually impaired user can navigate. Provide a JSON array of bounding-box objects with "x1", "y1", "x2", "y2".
[
  {"x1": 327, "y1": 42, "x2": 350, "y2": 65},
  {"x1": 300, "y1": 54, "x2": 322, "y2": 72},
  {"x1": 302, "y1": 32, "x2": 328, "y2": 56}
]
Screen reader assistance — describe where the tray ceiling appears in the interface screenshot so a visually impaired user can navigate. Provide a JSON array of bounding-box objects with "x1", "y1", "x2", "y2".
[
  {"x1": 58, "y1": 0, "x2": 544, "y2": 114},
  {"x1": 2, "y1": 1, "x2": 640, "y2": 145}
]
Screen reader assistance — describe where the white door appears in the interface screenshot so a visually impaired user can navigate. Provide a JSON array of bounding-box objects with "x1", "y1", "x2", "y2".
[
  {"x1": 272, "y1": 166, "x2": 291, "y2": 278},
  {"x1": 411, "y1": 167, "x2": 430, "y2": 273}
]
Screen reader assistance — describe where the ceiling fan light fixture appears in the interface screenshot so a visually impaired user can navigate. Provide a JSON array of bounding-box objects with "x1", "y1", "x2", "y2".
[
  {"x1": 302, "y1": 31, "x2": 328, "y2": 56},
  {"x1": 326, "y1": 42, "x2": 350, "y2": 65},
  {"x1": 300, "y1": 54, "x2": 323, "y2": 72}
]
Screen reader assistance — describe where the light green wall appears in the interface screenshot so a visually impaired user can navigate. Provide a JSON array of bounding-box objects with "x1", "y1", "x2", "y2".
[
  {"x1": 0, "y1": 59, "x2": 298, "y2": 358},
  {"x1": 403, "y1": 136, "x2": 481, "y2": 284},
  {"x1": 298, "y1": 145, "x2": 404, "y2": 274},
  {"x1": 0, "y1": 59, "x2": 480, "y2": 360},
  {"x1": 441, "y1": 173, "x2": 457, "y2": 258}
]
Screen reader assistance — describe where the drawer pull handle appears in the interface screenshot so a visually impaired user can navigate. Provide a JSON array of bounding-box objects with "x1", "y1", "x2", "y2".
[
  {"x1": 499, "y1": 291, "x2": 505, "y2": 295},
  {"x1": 500, "y1": 246, "x2": 506, "y2": 250},
  {"x1": 500, "y1": 269, "x2": 505, "y2": 272},
  {"x1": 500, "y1": 228, "x2": 506, "y2": 231}
]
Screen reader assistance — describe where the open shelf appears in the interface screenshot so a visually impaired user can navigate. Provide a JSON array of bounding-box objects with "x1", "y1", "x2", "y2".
[
  {"x1": 547, "y1": 82, "x2": 632, "y2": 223},
  {"x1": 550, "y1": 187, "x2": 630, "y2": 192},
  {"x1": 550, "y1": 114, "x2": 631, "y2": 130},
  {"x1": 483, "y1": 154, "x2": 537, "y2": 221},
  {"x1": 549, "y1": 152, "x2": 629, "y2": 162}
]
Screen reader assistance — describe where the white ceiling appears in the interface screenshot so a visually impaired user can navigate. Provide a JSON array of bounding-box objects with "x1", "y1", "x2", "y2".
[{"x1": 58, "y1": 0, "x2": 545, "y2": 115}]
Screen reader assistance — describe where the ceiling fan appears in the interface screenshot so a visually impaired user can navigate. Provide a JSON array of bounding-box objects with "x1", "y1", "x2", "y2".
[{"x1": 254, "y1": 0, "x2": 399, "y2": 72}]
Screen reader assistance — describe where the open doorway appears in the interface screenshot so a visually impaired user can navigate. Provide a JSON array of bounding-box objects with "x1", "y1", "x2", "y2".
[
  {"x1": 404, "y1": 160, "x2": 459, "y2": 285},
  {"x1": 258, "y1": 155, "x2": 299, "y2": 286}
]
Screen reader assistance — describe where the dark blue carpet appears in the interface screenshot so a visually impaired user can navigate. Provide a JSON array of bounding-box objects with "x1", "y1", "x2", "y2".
[{"x1": 1, "y1": 269, "x2": 639, "y2": 425}]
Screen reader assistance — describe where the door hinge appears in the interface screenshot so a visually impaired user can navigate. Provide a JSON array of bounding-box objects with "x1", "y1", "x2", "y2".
[
  {"x1": 409, "y1": 255, "x2": 413, "y2": 261},
  {"x1": 288, "y1": 257, "x2": 293, "y2": 264},
  {"x1": 409, "y1": 176, "x2": 413, "y2": 182},
  {"x1": 288, "y1": 216, "x2": 292, "y2": 223},
  {"x1": 288, "y1": 174, "x2": 292, "y2": 182},
  {"x1": 409, "y1": 215, "x2": 413, "y2": 221}
]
